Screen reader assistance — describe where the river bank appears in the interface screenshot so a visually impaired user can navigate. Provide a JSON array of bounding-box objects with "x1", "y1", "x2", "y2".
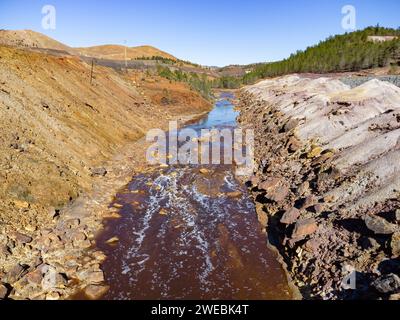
[{"x1": 237, "y1": 75, "x2": 400, "y2": 300}]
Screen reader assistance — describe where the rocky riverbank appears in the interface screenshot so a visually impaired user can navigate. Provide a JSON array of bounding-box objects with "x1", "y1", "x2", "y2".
[{"x1": 238, "y1": 75, "x2": 400, "y2": 300}]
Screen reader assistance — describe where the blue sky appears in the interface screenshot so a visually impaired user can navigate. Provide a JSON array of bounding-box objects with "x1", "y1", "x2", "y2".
[{"x1": 0, "y1": 0, "x2": 399, "y2": 66}]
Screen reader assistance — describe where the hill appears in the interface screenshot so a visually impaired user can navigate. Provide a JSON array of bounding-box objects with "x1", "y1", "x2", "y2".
[
  {"x1": 243, "y1": 26, "x2": 400, "y2": 83},
  {"x1": 76, "y1": 44, "x2": 177, "y2": 61},
  {"x1": 0, "y1": 29, "x2": 71, "y2": 52}
]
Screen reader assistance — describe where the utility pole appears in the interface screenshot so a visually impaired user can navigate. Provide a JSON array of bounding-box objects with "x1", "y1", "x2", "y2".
[
  {"x1": 124, "y1": 40, "x2": 128, "y2": 72},
  {"x1": 90, "y1": 59, "x2": 94, "y2": 85}
]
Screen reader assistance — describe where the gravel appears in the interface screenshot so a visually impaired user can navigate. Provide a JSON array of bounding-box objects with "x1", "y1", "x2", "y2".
[{"x1": 340, "y1": 75, "x2": 400, "y2": 88}]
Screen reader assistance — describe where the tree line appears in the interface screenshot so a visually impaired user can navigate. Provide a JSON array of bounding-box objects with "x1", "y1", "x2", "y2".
[{"x1": 242, "y1": 26, "x2": 400, "y2": 84}]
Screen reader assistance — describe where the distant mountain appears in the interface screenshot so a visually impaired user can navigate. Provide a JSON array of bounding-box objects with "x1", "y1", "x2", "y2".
[
  {"x1": 0, "y1": 29, "x2": 177, "y2": 61},
  {"x1": 244, "y1": 26, "x2": 400, "y2": 83}
]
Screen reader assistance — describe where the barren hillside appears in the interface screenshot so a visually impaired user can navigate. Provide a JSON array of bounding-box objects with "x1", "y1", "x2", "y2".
[
  {"x1": 0, "y1": 43, "x2": 210, "y2": 299},
  {"x1": 0, "y1": 29, "x2": 72, "y2": 52},
  {"x1": 76, "y1": 45, "x2": 177, "y2": 61},
  {"x1": 0, "y1": 30, "x2": 178, "y2": 61}
]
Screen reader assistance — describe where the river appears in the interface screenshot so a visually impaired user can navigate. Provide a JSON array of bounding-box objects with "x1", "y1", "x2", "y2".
[{"x1": 95, "y1": 92, "x2": 294, "y2": 300}]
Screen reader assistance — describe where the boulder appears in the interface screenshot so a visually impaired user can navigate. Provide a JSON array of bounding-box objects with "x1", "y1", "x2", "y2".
[
  {"x1": 280, "y1": 207, "x2": 301, "y2": 225},
  {"x1": 84, "y1": 284, "x2": 109, "y2": 300},
  {"x1": 364, "y1": 215, "x2": 397, "y2": 235},
  {"x1": 292, "y1": 218, "x2": 318, "y2": 239},
  {"x1": 372, "y1": 273, "x2": 400, "y2": 294},
  {"x1": 396, "y1": 209, "x2": 400, "y2": 223}
]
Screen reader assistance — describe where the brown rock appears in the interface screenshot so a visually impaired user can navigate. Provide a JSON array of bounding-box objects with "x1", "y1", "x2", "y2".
[
  {"x1": 364, "y1": 215, "x2": 397, "y2": 235},
  {"x1": 307, "y1": 146, "x2": 322, "y2": 159},
  {"x1": 255, "y1": 203, "x2": 268, "y2": 228},
  {"x1": 0, "y1": 244, "x2": 10, "y2": 256},
  {"x1": 297, "y1": 181, "x2": 309, "y2": 196},
  {"x1": 304, "y1": 238, "x2": 320, "y2": 253},
  {"x1": 41, "y1": 268, "x2": 67, "y2": 290},
  {"x1": 396, "y1": 209, "x2": 400, "y2": 223},
  {"x1": 284, "y1": 118, "x2": 300, "y2": 132},
  {"x1": 391, "y1": 232, "x2": 400, "y2": 257},
  {"x1": 105, "y1": 237, "x2": 119, "y2": 245},
  {"x1": 92, "y1": 251, "x2": 107, "y2": 262},
  {"x1": 11, "y1": 231, "x2": 32, "y2": 244},
  {"x1": 302, "y1": 195, "x2": 318, "y2": 209},
  {"x1": 13, "y1": 200, "x2": 29, "y2": 209},
  {"x1": 292, "y1": 218, "x2": 318, "y2": 239},
  {"x1": 90, "y1": 167, "x2": 107, "y2": 177},
  {"x1": 74, "y1": 239, "x2": 92, "y2": 249},
  {"x1": 0, "y1": 283, "x2": 7, "y2": 299},
  {"x1": 26, "y1": 269, "x2": 43, "y2": 286},
  {"x1": 77, "y1": 269, "x2": 104, "y2": 285},
  {"x1": 46, "y1": 292, "x2": 60, "y2": 300},
  {"x1": 313, "y1": 203, "x2": 324, "y2": 214},
  {"x1": 287, "y1": 136, "x2": 301, "y2": 152},
  {"x1": 259, "y1": 178, "x2": 290, "y2": 202},
  {"x1": 102, "y1": 211, "x2": 122, "y2": 219},
  {"x1": 258, "y1": 177, "x2": 281, "y2": 192},
  {"x1": 87, "y1": 271, "x2": 105, "y2": 284},
  {"x1": 84, "y1": 284, "x2": 109, "y2": 300},
  {"x1": 280, "y1": 207, "x2": 301, "y2": 225},
  {"x1": 269, "y1": 185, "x2": 290, "y2": 203},
  {"x1": 70, "y1": 231, "x2": 87, "y2": 242},
  {"x1": 6, "y1": 264, "x2": 26, "y2": 283}
]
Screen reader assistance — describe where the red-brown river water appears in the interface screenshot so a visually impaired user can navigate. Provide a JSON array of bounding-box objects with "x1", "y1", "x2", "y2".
[{"x1": 94, "y1": 93, "x2": 294, "y2": 300}]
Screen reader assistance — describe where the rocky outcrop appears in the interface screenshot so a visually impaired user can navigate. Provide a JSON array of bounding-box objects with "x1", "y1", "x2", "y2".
[{"x1": 238, "y1": 75, "x2": 400, "y2": 299}]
